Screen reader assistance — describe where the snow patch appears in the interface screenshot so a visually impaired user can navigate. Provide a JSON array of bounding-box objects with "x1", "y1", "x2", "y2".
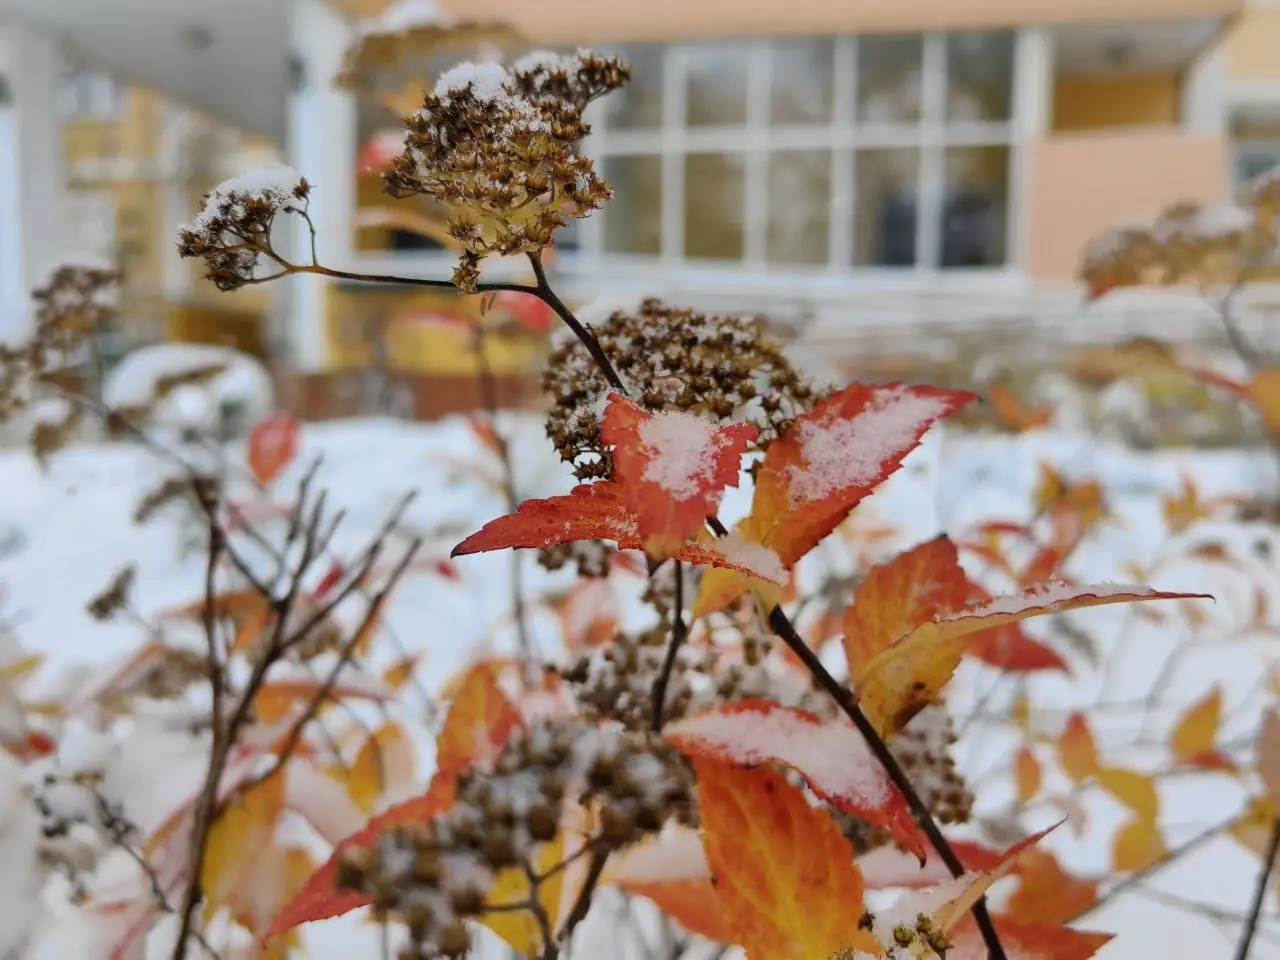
[
  {"x1": 637, "y1": 409, "x2": 721, "y2": 499},
  {"x1": 714, "y1": 531, "x2": 785, "y2": 584}
]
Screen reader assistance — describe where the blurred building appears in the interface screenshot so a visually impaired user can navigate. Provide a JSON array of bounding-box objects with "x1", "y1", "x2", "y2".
[{"x1": 1, "y1": 0, "x2": 1279, "y2": 402}]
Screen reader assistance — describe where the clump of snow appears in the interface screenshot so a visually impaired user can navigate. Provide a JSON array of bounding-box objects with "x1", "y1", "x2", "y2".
[
  {"x1": 511, "y1": 49, "x2": 582, "y2": 77},
  {"x1": 637, "y1": 409, "x2": 721, "y2": 499},
  {"x1": 188, "y1": 162, "x2": 302, "y2": 236},
  {"x1": 665, "y1": 704, "x2": 890, "y2": 805},
  {"x1": 788, "y1": 385, "x2": 955, "y2": 503},
  {"x1": 714, "y1": 530, "x2": 785, "y2": 584},
  {"x1": 1187, "y1": 203, "x2": 1256, "y2": 240},
  {"x1": 943, "y1": 581, "x2": 1161, "y2": 621},
  {"x1": 433, "y1": 62, "x2": 512, "y2": 102}
]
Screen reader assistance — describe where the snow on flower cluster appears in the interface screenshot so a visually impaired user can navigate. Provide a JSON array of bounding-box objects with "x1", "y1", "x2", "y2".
[
  {"x1": 789, "y1": 385, "x2": 955, "y2": 503},
  {"x1": 187, "y1": 162, "x2": 304, "y2": 238}
]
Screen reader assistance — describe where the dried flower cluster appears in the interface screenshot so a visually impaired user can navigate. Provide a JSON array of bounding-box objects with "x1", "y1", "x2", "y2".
[
  {"x1": 835, "y1": 704, "x2": 972, "y2": 855},
  {"x1": 543, "y1": 298, "x2": 822, "y2": 480},
  {"x1": 1080, "y1": 192, "x2": 1277, "y2": 294},
  {"x1": 383, "y1": 52, "x2": 628, "y2": 292},
  {"x1": 536, "y1": 539, "x2": 616, "y2": 579},
  {"x1": 0, "y1": 262, "x2": 119, "y2": 422},
  {"x1": 176, "y1": 164, "x2": 309, "y2": 291},
  {"x1": 337, "y1": 719, "x2": 695, "y2": 958}
]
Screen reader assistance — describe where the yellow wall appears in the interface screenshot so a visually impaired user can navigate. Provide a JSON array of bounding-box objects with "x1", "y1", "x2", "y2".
[
  {"x1": 1052, "y1": 74, "x2": 1180, "y2": 132},
  {"x1": 1225, "y1": 9, "x2": 1280, "y2": 81}
]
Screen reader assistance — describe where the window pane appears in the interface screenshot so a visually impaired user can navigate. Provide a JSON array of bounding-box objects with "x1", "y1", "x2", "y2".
[
  {"x1": 607, "y1": 45, "x2": 664, "y2": 130},
  {"x1": 940, "y1": 146, "x2": 1009, "y2": 268},
  {"x1": 853, "y1": 148, "x2": 919, "y2": 267},
  {"x1": 857, "y1": 36, "x2": 922, "y2": 124},
  {"x1": 685, "y1": 43, "x2": 749, "y2": 126},
  {"x1": 767, "y1": 150, "x2": 830, "y2": 265},
  {"x1": 685, "y1": 153, "x2": 745, "y2": 260},
  {"x1": 945, "y1": 31, "x2": 1014, "y2": 122},
  {"x1": 603, "y1": 155, "x2": 662, "y2": 255},
  {"x1": 771, "y1": 38, "x2": 834, "y2": 124}
]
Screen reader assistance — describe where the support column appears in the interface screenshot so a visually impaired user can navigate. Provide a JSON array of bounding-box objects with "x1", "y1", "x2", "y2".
[
  {"x1": 281, "y1": 0, "x2": 356, "y2": 373},
  {"x1": 0, "y1": 23, "x2": 67, "y2": 344},
  {"x1": 1182, "y1": 38, "x2": 1228, "y2": 139},
  {"x1": 1010, "y1": 27, "x2": 1054, "y2": 283},
  {"x1": 159, "y1": 104, "x2": 193, "y2": 303}
]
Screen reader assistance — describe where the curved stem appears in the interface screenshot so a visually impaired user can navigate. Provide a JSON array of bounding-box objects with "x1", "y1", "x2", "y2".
[
  {"x1": 526, "y1": 252, "x2": 627, "y2": 392},
  {"x1": 651, "y1": 560, "x2": 688, "y2": 731}
]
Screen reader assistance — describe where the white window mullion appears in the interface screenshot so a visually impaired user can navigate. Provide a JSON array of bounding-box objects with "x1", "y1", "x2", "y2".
[
  {"x1": 580, "y1": 99, "x2": 606, "y2": 264},
  {"x1": 661, "y1": 45, "x2": 686, "y2": 263},
  {"x1": 744, "y1": 40, "x2": 770, "y2": 266},
  {"x1": 917, "y1": 33, "x2": 947, "y2": 274},
  {"x1": 829, "y1": 37, "x2": 856, "y2": 271},
  {"x1": 1009, "y1": 27, "x2": 1051, "y2": 275}
]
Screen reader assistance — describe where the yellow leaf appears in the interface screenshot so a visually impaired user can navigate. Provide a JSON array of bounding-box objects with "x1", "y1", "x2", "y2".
[
  {"x1": 0, "y1": 653, "x2": 43, "y2": 684},
  {"x1": 382, "y1": 654, "x2": 422, "y2": 691},
  {"x1": 202, "y1": 772, "x2": 287, "y2": 920},
  {"x1": 1015, "y1": 747, "x2": 1042, "y2": 805},
  {"x1": 1170, "y1": 687, "x2": 1222, "y2": 765},
  {"x1": 1096, "y1": 767, "x2": 1159, "y2": 823},
  {"x1": 481, "y1": 832, "x2": 568, "y2": 955},
  {"x1": 346, "y1": 723, "x2": 416, "y2": 814},
  {"x1": 856, "y1": 583, "x2": 1198, "y2": 738},
  {"x1": 1112, "y1": 817, "x2": 1165, "y2": 872}
]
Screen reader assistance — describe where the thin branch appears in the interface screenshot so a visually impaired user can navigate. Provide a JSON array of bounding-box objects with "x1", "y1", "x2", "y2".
[
  {"x1": 526, "y1": 252, "x2": 626, "y2": 392},
  {"x1": 651, "y1": 560, "x2": 688, "y2": 731},
  {"x1": 555, "y1": 846, "x2": 609, "y2": 954},
  {"x1": 1235, "y1": 817, "x2": 1280, "y2": 960}
]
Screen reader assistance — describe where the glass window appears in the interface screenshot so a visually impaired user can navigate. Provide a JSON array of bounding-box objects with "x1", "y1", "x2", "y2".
[
  {"x1": 857, "y1": 36, "x2": 923, "y2": 125},
  {"x1": 766, "y1": 151, "x2": 831, "y2": 265},
  {"x1": 940, "y1": 146, "x2": 1009, "y2": 268},
  {"x1": 603, "y1": 155, "x2": 662, "y2": 255},
  {"x1": 853, "y1": 148, "x2": 919, "y2": 267},
  {"x1": 685, "y1": 153, "x2": 746, "y2": 259},
  {"x1": 770, "y1": 39, "x2": 835, "y2": 124},
  {"x1": 684, "y1": 43, "x2": 750, "y2": 126},
  {"x1": 945, "y1": 31, "x2": 1014, "y2": 122},
  {"x1": 607, "y1": 45, "x2": 664, "y2": 130}
]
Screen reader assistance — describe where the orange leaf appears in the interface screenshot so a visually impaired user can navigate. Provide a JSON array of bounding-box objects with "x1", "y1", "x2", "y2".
[
  {"x1": 947, "y1": 914, "x2": 1112, "y2": 960},
  {"x1": 666, "y1": 700, "x2": 926, "y2": 858},
  {"x1": 269, "y1": 663, "x2": 525, "y2": 937},
  {"x1": 452, "y1": 482, "x2": 785, "y2": 584},
  {"x1": 601, "y1": 393, "x2": 757, "y2": 557},
  {"x1": 382, "y1": 654, "x2": 422, "y2": 690},
  {"x1": 840, "y1": 536, "x2": 971, "y2": 679},
  {"x1": 268, "y1": 775, "x2": 455, "y2": 937},
  {"x1": 855, "y1": 583, "x2": 1204, "y2": 737},
  {"x1": 247, "y1": 411, "x2": 301, "y2": 485},
  {"x1": 1005, "y1": 848, "x2": 1099, "y2": 926},
  {"x1": 990, "y1": 383, "x2": 1054, "y2": 432},
  {"x1": 1162, "y1": 474, "x2": 1212, "y2": 534},
  {"x1": 1096, "y1": 767, "x2": 1159, "y2": 823},
  {"x1": 1170, "y1": 686, "x2": 1223, "y2": 768},
  {"x1": 1112, "y1": 816, "x2": 1165, "y2": 872},
  {"x1": 1058, "y1": 713, "x2": 1100, "y2": 785},
  {"x1": 618, "y1": 877, "x2": 732, "y2": 944},
  {"x1": 1246, "y1": 368, "x2": 1280, "y2": 436},
  {"x1": 749, "y1": 381, "x2": 974, "y2": 566},
  {"x1": 1015, "y1": 747, "x2": 1042, "y2": 804},
  {"x1": 692, "y1": 755, "x2": 878, "y2": 959}
]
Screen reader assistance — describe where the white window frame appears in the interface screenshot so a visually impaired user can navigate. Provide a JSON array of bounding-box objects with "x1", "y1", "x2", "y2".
[{"x1": 575, "y1": 30, "x2": 1026, "y2": 288}]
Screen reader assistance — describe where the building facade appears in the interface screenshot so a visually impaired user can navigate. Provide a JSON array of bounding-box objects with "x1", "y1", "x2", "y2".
[{"x1": 3, "y1": 0, "x2": 1280, "y2": 387}]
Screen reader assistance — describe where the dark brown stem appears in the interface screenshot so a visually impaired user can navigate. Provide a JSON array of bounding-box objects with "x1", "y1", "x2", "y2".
[
  {"x1": 651, "y1": 560, "x2": 687, "y2": 731},
  {"x1": 526, "y1": 252, "x2": 627, "y2": 392},
  {"x1": 554, "y1": 846, "x2": 609, "y2": 954},
  {"x1": 1234, "y1": 817, "x2": 1280, "y2": 960}
]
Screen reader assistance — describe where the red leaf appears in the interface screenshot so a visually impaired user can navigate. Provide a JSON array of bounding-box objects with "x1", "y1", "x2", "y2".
[
  {"x1": 247, "y1": 412, "x2": 301, "y2": 486},
  {"x1": 966, "y1": 622, "x2": 1069, "y2": 673},
  {"x1": 452, "y1": 482, "x2": 786, "y2": 584},
  {"x1": 601, "y1": 394, "x2": 757, "y2": 557},
  {"x1": 947, "y1": 914, "x2": 1112, "y2": 960},
  {"x1": 493, "y1": 290, "x2": 553, "y2": 335},
  {"x1": 312, "y1": 561, "x2": 343, "y2": 601},
  {"x1": 665, "y1": 700, "x2": 927, "y2": 859}
]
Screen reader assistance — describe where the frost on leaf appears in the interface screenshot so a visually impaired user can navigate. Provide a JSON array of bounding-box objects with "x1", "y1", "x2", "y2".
[
  {"x1": 854, "y1": 582, "x2": 1206, "y2": 738},
  {"x1": 667, "y1": 700, "x2": 926, "y2": 857},
  {"x1": 695, "y1": 381, "x2": 973, "y2": 615},
  {"x1": 601, "y1": 392, "x2": 757, "y2": 556},
  {"x1": 692, "y1": 755, "x2": 879, "y2": 959},
  {"x1": 452, "y1": 481, "x2": 786, "y2": 583}
]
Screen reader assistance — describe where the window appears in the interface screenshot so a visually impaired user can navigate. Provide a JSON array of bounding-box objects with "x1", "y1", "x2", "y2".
[
  {"x1": 1231, "y1": 109, "x2": 1280, "y2": 189},
  {"x1": 60, "y1": 68, "x2": 124, "y2": 121},
  {"x1": 590, "y1": 32, "x2": 1017, "y2": 272}
]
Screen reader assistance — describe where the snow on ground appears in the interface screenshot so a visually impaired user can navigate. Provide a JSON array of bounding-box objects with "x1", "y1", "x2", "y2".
[{"x1": 3, "y1": 414, "x2": 1280, "y2": 958}]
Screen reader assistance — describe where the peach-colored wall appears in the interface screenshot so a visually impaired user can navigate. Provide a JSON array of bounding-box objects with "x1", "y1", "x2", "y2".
[
  {"x1": 1028, "y1": 133, "x2": 1228, "y2": 281},
  {"x1": 433, "y1": 0, "x2": 1240, "y2": 43},
  {"x1": 1225, "y1": 9, "x2": 1280, "y2": 81}
]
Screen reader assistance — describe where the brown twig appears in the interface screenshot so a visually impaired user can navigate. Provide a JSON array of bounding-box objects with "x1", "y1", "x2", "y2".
[
  {"x1": 553, "y1": 846, "x2": 609, "y2": 957},
  {"x1": 1235, "y1": 817, "x2": 1280, "y2": 960},
  {"x1": 651, "y1": 560, "x2": 687, "y2": 731}
]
